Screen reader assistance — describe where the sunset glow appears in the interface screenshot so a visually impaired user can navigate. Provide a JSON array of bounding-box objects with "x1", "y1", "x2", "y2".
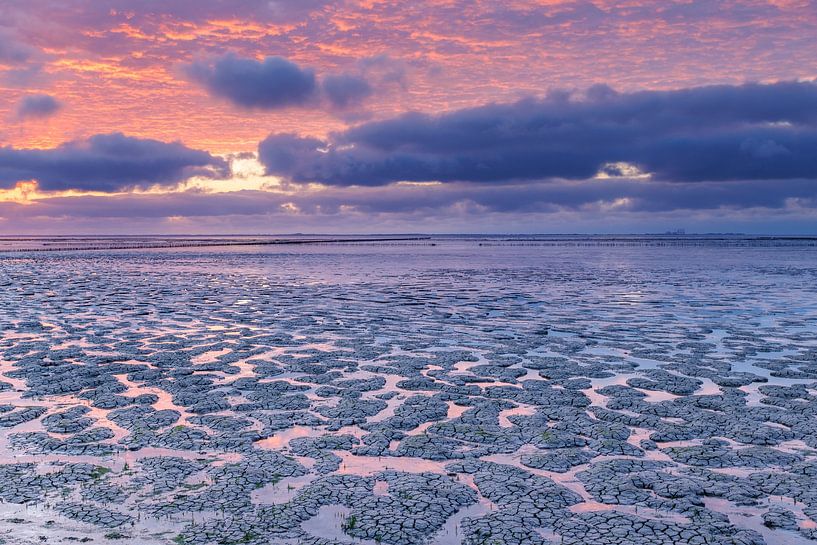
[{"x1": 1, "y1": 1, "x2": 816, "y2": 233}]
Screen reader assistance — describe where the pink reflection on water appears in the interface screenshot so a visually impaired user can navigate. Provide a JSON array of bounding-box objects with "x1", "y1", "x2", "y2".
[{"x1": 335, "y1": 452, "x2": 450, "y2": 475}]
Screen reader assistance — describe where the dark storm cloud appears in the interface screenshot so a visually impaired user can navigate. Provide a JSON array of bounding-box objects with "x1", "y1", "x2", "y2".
[
  {"x1": 15, "y1": 94, "x2": 61, "y2": 119},
  {"x1": 0, "y1": 133, "x2": 228, "y2": 192},
  {"x1": 258, "y1": 81, "x2": 817, "y2": 186},
  {"x1": 185, "y1": 55, "x2": 318, "y2": 110}
]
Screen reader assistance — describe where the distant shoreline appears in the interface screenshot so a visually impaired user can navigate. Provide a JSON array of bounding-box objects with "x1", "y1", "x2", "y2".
[{"x1": 2, "y1": 234, "x2": 817, "y2": 254}]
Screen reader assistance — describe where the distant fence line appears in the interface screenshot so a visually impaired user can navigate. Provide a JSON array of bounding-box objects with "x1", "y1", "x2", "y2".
[
  {"x1": 0, "y1": 237, "x2": 432, "y2": 254},
  {"x1": 2, "y1": 236, "x2": 817, "y2": 253},
  {"x1": 478, "y1": 240, "x2": 817, "y2": 248}
]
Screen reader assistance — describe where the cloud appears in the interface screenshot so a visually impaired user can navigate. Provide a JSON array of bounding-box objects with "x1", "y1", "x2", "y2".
[
  {"x1": 185, "y1": 54, "x2": 318, "y2": 110},
  {"x1": 0, "y1": 133, "x2": 228, "y2": 192},
  {"x1": 0, "y1": 31, "x2": 33, "y2": 65},
  {"x1": 1, "y1": 0, "x2": 331, "y2": 30},
  {"x1": 5, "y1": 177, "x2": 817, "y2": 223},
  {"x1": 108, "y1": 0, "x2": 331, "y2": 24},
  {"x1": 15, "y1": 94, "x2": 61, "y2": 119},
  {"x1": 258, "y1": 134, "x2": 325, "y2": 175},
  {"x1": 322, "y1": 73, "x2": 373, "y2": 109},
  {"x1": 258, "y1": 80, "x2": 817, "y2": 186},
  {"x1": 0, "y1": 29, "x2": 47, "y2": 86},
  {"x1": 185, "y1": 54, "x2": 379, "y2": 111}
]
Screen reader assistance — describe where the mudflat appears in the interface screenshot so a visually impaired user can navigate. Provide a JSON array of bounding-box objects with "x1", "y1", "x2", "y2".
[{"x1": 0, "y1": 236, "x2": 815, "y2": 545}]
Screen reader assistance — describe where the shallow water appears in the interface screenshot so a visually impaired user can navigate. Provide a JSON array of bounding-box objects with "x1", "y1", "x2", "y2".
[{"x1": 1, "y1": 236, "x2": 816, "y2": 544}]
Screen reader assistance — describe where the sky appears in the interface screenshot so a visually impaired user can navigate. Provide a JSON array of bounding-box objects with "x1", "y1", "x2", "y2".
[{"x1": 1, "y1": 0, "x2": 816, "y2": 234}]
